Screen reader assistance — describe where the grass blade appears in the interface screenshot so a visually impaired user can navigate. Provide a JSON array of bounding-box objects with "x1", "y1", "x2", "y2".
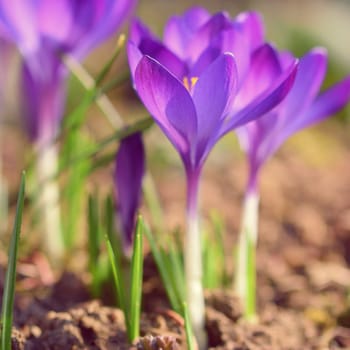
[
  {"x1": 106, "y1": 236, "x2": 130, "y2": 333},
  {"x1": 58, "y1": 116, "x2": 153, "y2": 175},
  {"x1": 1, "y1": 172, "x2": 25, "y2": 350},
  {"x1": 183, "y1": 302, "x2": 195, "y2": 350},
  {"x1": 129, "y1": 216, "x2": 144, "y2": 342},
  {"x1": 87, "y1": 194, "x2": 101, "y2": 297},
  {"x1": 144, "y1": 225, "x2": 181, "y2": 313},
  {"x1": 95, "y1": 34, "x2": 125, "y2": 86}
]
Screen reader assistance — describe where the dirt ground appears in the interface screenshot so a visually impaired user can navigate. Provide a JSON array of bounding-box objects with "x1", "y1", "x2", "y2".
[{"x1": 2, "y1": 120, "x2": 350, "y2": 349}]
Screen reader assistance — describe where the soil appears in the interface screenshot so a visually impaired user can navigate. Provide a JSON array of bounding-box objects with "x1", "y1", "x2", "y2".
[{"x1": 3, "y1": 122, "x2": 350, "y2": 349}]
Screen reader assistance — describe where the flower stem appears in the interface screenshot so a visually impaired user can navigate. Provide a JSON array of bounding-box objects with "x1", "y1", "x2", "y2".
[
  {"x1": 235, "y1": 186, "x2": 259, "y2": 321},
  {"x1": 36, "y1": 142, "x2": 64, "y2": 264},
  {"x1": 184, "y1": 168, "x2": 207, "y2": 350}
]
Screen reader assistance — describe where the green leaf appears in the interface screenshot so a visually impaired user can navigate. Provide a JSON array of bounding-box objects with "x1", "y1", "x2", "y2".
[
  {"x1": 129, "y1": 216, "x2": 144, "y2": 341},
  {"x1": 106, "y1": 235, "x2": 130, "y2": 335},
  {"x1": 144, "y1": 225, "x2": 182, "y2": 313},
  {"x1": 183, "y1": 302, "x2": 195, "y2": 350},
  {"x1": 1, "y1": 172, "x2": 25, "y2": 350},
  {"x1": 58, "y1": 116, "x2": 153, "y2": 176},
  {"x1": 87, "y1": 194, "x2": 102, "y2": 297},
  {"x1": 95, "y1": 34, "x2": 126, "y2": 86}
]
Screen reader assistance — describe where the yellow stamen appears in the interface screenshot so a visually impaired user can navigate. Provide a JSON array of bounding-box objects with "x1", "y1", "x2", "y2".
[
  {"x1": 183, "y1": 76, "x2": 190, "y2": 91},
  {"x1": 190, "y1": 77, "x2": 198, "y2": 87},
  {"x1": 183, "y1": 76, "x2": 199, "y2": 92}
]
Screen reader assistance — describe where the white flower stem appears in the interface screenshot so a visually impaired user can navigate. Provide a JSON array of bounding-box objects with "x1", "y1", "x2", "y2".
[
  {"x1": 36, "y1": 142, "x2": 64, "y2": 264},
  {"x1": 185, "y1": 169, "x2": 207, "y2": 350},
  {"x1": 235, "y1": 188, "x2": 259, "y2": 321}
]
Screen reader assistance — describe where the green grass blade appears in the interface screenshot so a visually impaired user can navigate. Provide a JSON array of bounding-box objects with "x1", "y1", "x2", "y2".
[
  {"x1": 129, "y1": 216, "x2": 144, "y2": 342},
  {"x1": 164, "y1": 240, "x2": 185, "y2": 307},
  {"x1": 58, "y1": 116, "x2": 153, "y2": 176},
  {"x1": 211, "y1": 212, "x2": 228, "y2": 285},
  {"x1": 159, "y1": 247, "x2": 182, "y2": 313},
  {"x1": 143, "y1": 225, "x2": 181, "y2": 313},
  {"x1": 87, "y1": 194, "x2": 102, "y2": 297},
  {"x1": 95, "y1": 34, "x2": 125, "y2": 86},
  {"x1": 1, "y1": 172, "x2": 25, "y2": 350},
  {"x1": 183, "y1": 302, "x2": 195, "y2": 350},
  {"x1": 62, "y1": 132, "x2": 91, "y2": 249},
  {"x1": 106, "y1": 236, "x2": 130, "y2": 332}
]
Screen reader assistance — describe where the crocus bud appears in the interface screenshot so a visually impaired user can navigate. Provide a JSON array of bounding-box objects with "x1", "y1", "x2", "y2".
[{"x1": 114, "y1": 132, "x2": 145, "y2": 254}]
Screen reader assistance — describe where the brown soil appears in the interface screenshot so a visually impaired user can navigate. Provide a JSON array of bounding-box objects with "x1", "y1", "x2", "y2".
[{"x1": 3, "y1": 123, "x2": 350, "y2": 349}]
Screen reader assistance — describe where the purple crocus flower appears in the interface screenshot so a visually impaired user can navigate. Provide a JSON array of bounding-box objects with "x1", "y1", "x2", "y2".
[
  {"x1": 236, "y1": 48, "x2": 350, "y2": 191},
  {"x1": 234, "y1": 47, "x2": 350, "y2": 318},
  {"x1": 115, "y1": 132, "x2": 145, "y2": 255},
  {"x1": 0, "y1": 0, "x2": 136, "y2": 262},
  {"x1": 127, "y1": 7, "x2": 298, "y2": 347},
  {"x1": 0, "y1": 0, "x2": 136, "y2": 146}
]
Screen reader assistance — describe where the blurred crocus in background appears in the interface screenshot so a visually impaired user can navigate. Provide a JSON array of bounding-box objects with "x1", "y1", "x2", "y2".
[
  {"x1": 0, "y1": 0, "x2": 136, "y2": 262},
  {"x1": 114, "y1": 132, "x2": 145, "y2": 256},
  {"x1": 128, "y1": 7, "x2": 298, "y2": 348},
  {"x1": 235, "y1": 47, "x2": 350, "y2": 318}
]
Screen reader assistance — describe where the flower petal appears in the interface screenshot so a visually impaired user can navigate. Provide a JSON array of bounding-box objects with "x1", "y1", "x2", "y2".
[
  {"x1": 21, "y1": 51, "x2": 66, "y2": 145},
  {"x1": 283, "y1": 47, "x2": 327, "y2": 119},
  {"x1": 191, "y1": 27, "x2": 250, "y2": 85},
  {"x1": 287, "y1": 76, "x2": 350, "y2": 136},
  {"x1": 234, "y1": 11, "x2": 264, "y2": 51},
  {"x1": 221, "y1": 59, "x2": 298, "y2": 135},
  {"x1": 38, "y1": 0, "x2": 73, "y2": 43},
  {"x1": 130, "y1": 19, "x2": 187, "y2": 79},
  {"x1": 0, "y1": 0, "x2": 39, "y2": 52},
  {"x1": 193, "y1": 53, "x2": 237, "y2": 156},
  {"x1": 134, "y1": 55, "x2": 197, "y2": 155},
  {"x1": 186, "y1": 11, "x2": 232, "y2": 64},
  {"x1": 69, "y1": 0, "x2": 136, "y2": 58},
  {"x1": 163, "y1": 6, "x2": 211, "y2": 59},
  {"x1": 127, "y1": 41, "x2": 144, "y2": 80},
  {"x1": 235, "y1": 44, "x2": 282, "y2": 111}
]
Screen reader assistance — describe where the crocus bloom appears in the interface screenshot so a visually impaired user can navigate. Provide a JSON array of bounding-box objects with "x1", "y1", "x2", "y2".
[
  {"x1": 128, "y1": 7, "x2": 298, "y2": 348},
  {"x1": 0, "y1": 0, "x2": 136, "y2": 262},
  {"x1": 237, "y1": 48, "x2": 350, "y2": 189},
  {"x1": 115, "y1": 132, "x2": 145, "y2": 255},
  {"x1": 0, "y1": 0, "x2": 137, "y2": 146},
  {"x1": 234, "y1": 47, "x2": 350, "y2": 317}
]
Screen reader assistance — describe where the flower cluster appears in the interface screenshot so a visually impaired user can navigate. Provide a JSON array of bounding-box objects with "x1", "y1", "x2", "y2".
[
  {"x1": 1, "y1": 3, "x2": 349, "y2": 350},
  {"x1": 126, "y1": 6, "x2": 350, "y2": 348}
]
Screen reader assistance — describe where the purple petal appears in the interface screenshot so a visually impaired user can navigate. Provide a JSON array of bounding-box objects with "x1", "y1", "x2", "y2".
[
  {"x1": 69, "y1": 0, "x2": 137, "y2": 59},
  {"x1": 193, "y1": 53, "x2": 237, "y2": 160},
  {"x1": 189, "y1": 27, "x2": 250, "y2": 85},
  {"x1": 37, "y1": 0, "x2": 73, "y2": 43},
  {"x1": 163, "y1": 7, "x2": 211, "y2": 59},
  {"x1": 235, "y1": 44, "x2": 282, "y2": 111},
  {"x1": 21, "y1": 50, "x2": 66, "y2": 145},
  {"x1": 129, "y1": 19, "x2": 187, "y2": 79},
  {"x1": 186, "y1": 11, "x2": 232, "y2": 64},
  {"x1": 234, "y1": 11, "x2": 265, "y2": 51},
  {"x1": 115, "y1": 132, "x2": 145, "y2": 252},
  {"x1": 127, "y1": 41, "x2": 144, "y2": 80},
  {"x1": 137, "y1": 38, "x2": 187, "y2": 79},
  {"x1": 221, "y1": 59, "x2": 298, "y2": 135},
  {"x1": 130, "y1": 18, "x2": 154, "y2": 46},
  {"x1": 283, "y1": 48, "x2": 327, "y2": 119},
  {"x1": 288, "y1": 76, "x2": 350, "y2": 135},
  {"x1": 0, "y1": 0, "x2": 39, "y2": 52},
  {"x1": 134, "y1": 55, "x2": 197, "y2": 155}
]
